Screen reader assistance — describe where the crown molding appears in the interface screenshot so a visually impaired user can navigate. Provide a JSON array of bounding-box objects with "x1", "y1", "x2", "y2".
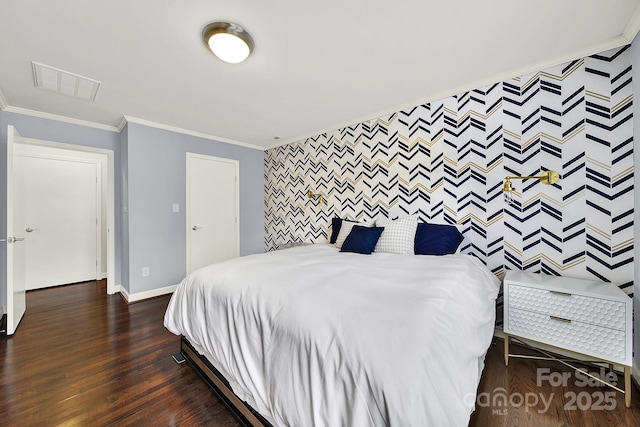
[
  {"x1": 122, "y1": 115, "x2": 264, "y2": 151},
  {"x1": 1, "y1": 104, "x2": 265, "y2": 151},
  {"x1": 2, "y1": 105, "x2": 119, "y2": 132},
  {"x1": 117, "y1": 116, "x2": 128, "y2": 131},
  {"x1": 0, "y1": 87, "x2": 8, "y2": 110},
  {"x1": 266, "y1": 35, "x2": 632, "y2": 150},
  {"x1": 624, "y1": 3, "x2": 640, "y2": 42}
]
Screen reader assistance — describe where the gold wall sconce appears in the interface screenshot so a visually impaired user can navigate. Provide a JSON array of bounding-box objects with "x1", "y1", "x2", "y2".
[
  {"x1": 307, "y1": 190, "x2": 325, "y2": 204},
  {"x1": 503, "y1": 170, "x2": 559, "y2": 204}
]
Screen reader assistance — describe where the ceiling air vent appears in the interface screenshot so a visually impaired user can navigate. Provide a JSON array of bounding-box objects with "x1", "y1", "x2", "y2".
[{"x1": 32, "y1": 61, "x2": 100, "y2": 101}]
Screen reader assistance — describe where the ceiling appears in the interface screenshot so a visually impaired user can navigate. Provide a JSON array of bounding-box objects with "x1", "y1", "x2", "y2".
[{"x1": 1, "y1": 0, "x2": 639, "y2": 149}]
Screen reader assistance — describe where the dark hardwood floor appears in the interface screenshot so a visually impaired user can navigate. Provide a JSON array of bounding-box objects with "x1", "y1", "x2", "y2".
[
  {"x1": 469, "y1": 340, "x2": 640, "y2": 427},
  {"x1": 2, "y1": 280, "x2": 639, "y2": 426},
  {"x1": 0, "y1": 280, "x2": 240, "y2": 426}
]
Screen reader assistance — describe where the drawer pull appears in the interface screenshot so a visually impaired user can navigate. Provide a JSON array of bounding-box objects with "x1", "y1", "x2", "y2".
[
  {"x1": 550, "y1": 315, "x2": 572, "y2": 323},
  {"x1": 550, "y1": 290, "x2": 572, "y2": 297}
]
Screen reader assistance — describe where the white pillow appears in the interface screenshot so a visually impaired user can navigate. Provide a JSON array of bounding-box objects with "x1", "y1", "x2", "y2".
[
  {"x1": 334, "y1": 220, "x2": 372, "y2": 249},
  {"x1": 375, "y1": 214, "x2": 419, "y2": 254}
]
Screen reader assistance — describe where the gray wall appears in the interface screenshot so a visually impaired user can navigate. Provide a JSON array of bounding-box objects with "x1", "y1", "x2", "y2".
[
  {"x1": 123, "y1": 122, "x2": 264, "y2": 294},
  {"x1": 0, "y1": 110, "x2": 122, "y2": 308},
  {"x1": 1, "y1": 111, "x2": 265, "y2": 307},
  {"x1": 632, "y1": 34, "x2": 640, "y2": 379}
]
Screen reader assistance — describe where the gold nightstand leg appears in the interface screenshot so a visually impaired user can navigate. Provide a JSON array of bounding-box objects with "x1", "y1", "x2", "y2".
[
  {"x1": 625, "y1": 366, "x2": 631, "y2": 408},
  {"x1": 504, "y1": 334, "x2": 509, "y2": 366}
]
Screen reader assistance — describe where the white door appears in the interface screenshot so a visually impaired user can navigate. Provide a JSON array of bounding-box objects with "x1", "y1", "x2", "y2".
[
  {"x1": 5, "y1": 126, "x2": 26, "y2": 335},
  {"x1": 186, "y1": 153, "x2": 239, "y2": 273},
  {"x1": 19, "y1": 156, "x2": 99, "y2": 289}
]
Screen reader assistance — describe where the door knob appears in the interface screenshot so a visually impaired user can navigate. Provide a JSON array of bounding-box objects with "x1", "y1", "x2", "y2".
[
  {"x1": 192, "y1": 226, "x2": 203, "y2": 231},
  {"x1": 26, "y1": 227, "x2": 39, "y2": 233},
  {"x1": 7, "y1": 237, "x2": 25, "y2": 243}
]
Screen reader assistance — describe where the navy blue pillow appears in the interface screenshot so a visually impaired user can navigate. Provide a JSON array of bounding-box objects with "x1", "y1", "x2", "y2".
[
  {"x1": 329, "y1": 217, "x2": 355, "y2": 244},
  {"x1": 340, "y1": 226, "x2": 385, "y2": 254},
  {"x1": 329, "y1": 217, "x2": 342, "y2": 244},
  {"x1": 414, "y1": 223, "x2": 463, "y2": 255}
]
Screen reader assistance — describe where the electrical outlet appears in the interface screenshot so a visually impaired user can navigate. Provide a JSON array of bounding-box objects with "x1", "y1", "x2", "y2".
[
  {"x1": 172, "y1": 203, "x2": 179, "y2": 213},
  {"x1": 142, "y1": 267, "x2": 150, "y2": 277}
]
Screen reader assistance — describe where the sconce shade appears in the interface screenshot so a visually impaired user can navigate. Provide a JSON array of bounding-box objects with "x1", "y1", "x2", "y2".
[{"x1": 503, "y1": 178, "x2": 515, "y2": 204}]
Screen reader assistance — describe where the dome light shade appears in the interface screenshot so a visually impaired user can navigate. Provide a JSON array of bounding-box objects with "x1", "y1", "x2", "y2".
[{"x1": 203, "y1": 22, "x2": 254, "y2": 64}]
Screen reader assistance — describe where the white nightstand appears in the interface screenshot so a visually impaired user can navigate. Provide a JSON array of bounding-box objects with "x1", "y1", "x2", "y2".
[{"x1": 503, "y1": 271, "x2": 633, "y2": 407}]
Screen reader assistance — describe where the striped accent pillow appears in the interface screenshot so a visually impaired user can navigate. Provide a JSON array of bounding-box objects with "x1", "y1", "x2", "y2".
[{"x1": 374, "y1": 214, "x2": 419, "y2": 254}]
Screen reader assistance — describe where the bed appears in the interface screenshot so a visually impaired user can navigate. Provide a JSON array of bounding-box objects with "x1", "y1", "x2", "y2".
[{"x1": 164, "y1": 243, "x2": 500, "y2": 426}]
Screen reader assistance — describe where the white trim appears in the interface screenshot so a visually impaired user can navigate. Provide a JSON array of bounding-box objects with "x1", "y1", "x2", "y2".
[
  {"x1": 123, "y1": 115, "x2": 264, "y2": 151},
  {"x1": 265, "y1": 35, "x2": 633, "y2": 150},
  {"x1": 1, "y1": 104, "x2": 262, "y2": 151},
  {"x1": 94, "y1": 162, "x2": 102, "y2": 280},
  {"x1": 17, "y1": 136, "x2": 117, "y2": 295},
  {"x1": 0, "y1": 305, "x2": 5, "y2": 317},
  {"x1": 624, "y1": 3, "x2": 640, "y2": 42},
  {"x1": 116, "y1": 284, "x2": 128, "y2": 301},
  {"x1": 117, "y1": 116, "x2": 128, "y2": 131},
  {"x1": 0, "y1": 88, "x2": 8, "y2": 110},
  {"x1": 117, "y1": 283, "x2": 177, "y2": 304},
  {"x1": 3, "y1": 106, "x2": 119, "y2": 132}
]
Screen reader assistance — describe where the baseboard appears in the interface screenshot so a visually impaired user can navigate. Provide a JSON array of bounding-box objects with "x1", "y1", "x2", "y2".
[
  {"x1": 117, "y1": 283, "x2": 178, "y2": 304},
  {"x1": 633, "y1": 362, "x2": 640, "y2": 388},
  {"x1": 115, "y1": 284, "x2": 128, "y2": 301},
  {"x1": 0, "y1": 305, "x2": 5, "y2": 317},
  {"x1": 100, "y1": 272, "x2": 107, "y2": 279}
]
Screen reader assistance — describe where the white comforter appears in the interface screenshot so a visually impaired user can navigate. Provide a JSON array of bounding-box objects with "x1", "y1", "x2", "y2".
[{"x1": 164, "y1": 244, "x2": 500, "y2": 427}]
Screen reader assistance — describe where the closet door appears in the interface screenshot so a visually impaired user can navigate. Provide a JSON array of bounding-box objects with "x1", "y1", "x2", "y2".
[{"x1": 186, "y1": 153, "x2": 239, "y2": 273}]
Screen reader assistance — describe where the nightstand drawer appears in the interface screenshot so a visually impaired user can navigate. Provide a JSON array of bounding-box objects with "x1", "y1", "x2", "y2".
[
  {"x1": 508, "y1": 284, "x2": 626, "y2": 331},
  {"x1": 508, "y1": 307, "x2": 627, "y2": 364}
]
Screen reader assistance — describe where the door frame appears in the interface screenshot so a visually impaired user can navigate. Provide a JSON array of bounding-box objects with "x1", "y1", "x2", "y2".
[
  {"x1": 185, "y1": 152, "x2": 240, "y2": 274},
  {"x1": 18, "y1": 136, "x2": 116, "y2": 294},
  {"x1": 17, "y1": 147, "x2": 104, "y2": 285}
]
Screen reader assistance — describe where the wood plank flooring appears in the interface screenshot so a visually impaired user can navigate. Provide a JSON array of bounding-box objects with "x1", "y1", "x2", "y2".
[
  {"x1": 1, "y1": 280, "x2": 639, "y2": 426},
  {"x1": 470, "y1": 339, "x2": 640, "y2": 427},
  {"x1": 0, "y1": 280, "x2": 239, "y2": 426}
]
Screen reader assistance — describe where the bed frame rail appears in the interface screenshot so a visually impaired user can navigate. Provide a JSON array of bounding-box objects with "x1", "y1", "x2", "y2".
[{"x1": 180, "y1": 337, "x2": 272, "y2": 427}]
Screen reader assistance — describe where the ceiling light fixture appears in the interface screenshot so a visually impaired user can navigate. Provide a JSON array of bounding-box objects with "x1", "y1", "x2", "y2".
[{"x1": 203, "y1": 22, "x2": 254, "y2": 64}]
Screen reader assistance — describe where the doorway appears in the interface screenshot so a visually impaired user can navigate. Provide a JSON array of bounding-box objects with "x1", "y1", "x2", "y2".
[{"x1": 16, "y1": 136, "x2": 115, "y2": 294}]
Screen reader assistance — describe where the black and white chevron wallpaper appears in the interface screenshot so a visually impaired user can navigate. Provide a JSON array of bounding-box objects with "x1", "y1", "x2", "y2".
[{"x1": 264, "y1": 45, "x2": 633, "y2": 295}]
